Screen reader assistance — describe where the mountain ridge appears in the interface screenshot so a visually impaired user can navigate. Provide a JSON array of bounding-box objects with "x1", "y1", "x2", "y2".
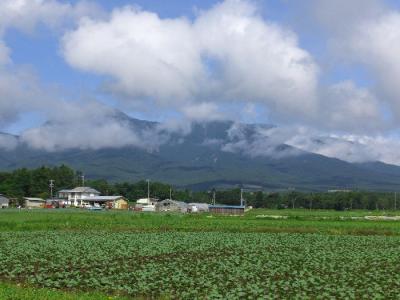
[{"x1": 0, "y1": 117, "x2": 400, "y2": 191}]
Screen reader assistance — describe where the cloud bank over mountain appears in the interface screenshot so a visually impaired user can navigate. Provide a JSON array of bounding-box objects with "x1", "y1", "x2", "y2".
[{"x1": 1, "y1": 0, "x2": 400, "y2": 166}]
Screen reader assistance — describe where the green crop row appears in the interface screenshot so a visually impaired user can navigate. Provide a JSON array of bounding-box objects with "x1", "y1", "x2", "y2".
[{"x1": 0, "y1": 232, "x2": 399, "y2": 299}]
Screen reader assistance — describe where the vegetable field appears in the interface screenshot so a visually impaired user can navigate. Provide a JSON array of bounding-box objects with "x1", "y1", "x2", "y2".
[
  {"x1": 0, "y1": 210, "x2": 400, "y2": 299},
  {"x1": 1, "y1": 231, "x2": 400, "y2": 299}
]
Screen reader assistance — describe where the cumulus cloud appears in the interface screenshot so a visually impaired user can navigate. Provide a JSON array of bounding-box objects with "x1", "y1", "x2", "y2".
[{"x1": 62, "y1": 0, "x2": 319, "y2": 122}]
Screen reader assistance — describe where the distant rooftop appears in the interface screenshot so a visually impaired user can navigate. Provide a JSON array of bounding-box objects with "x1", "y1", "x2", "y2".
[
  {"x1": 24, "y1": 197, "x2": 45, "y2": 201},
  {"x1": 84, "y1": 196, "x2": 125, "y2": 202},
  {"x1": 58, "y1": 187, "x2": 100, "y2": 194}
]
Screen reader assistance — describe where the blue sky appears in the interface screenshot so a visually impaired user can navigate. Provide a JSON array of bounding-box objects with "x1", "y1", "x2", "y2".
[{"x1": 2, "y1": 0, "x2": 400, "y2": 164}]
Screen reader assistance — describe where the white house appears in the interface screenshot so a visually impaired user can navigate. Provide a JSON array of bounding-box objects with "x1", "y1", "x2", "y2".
[{"x1": 58, "y1": 187, "x2": 101, "y2": 207}]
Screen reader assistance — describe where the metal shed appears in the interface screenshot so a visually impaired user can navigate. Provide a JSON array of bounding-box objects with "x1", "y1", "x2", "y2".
[{"x1": 209, "y1": 205, "x2": 245, "y2": 215}]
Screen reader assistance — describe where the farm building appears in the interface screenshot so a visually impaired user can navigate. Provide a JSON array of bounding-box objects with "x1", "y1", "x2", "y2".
[
  {"x1": 209, "y1": 205, "x2": 245, "y2": 215},
  {"x1": 156, "y1": 199, "x2": 188, "y2": 213},
  {"x1": 0, "y1": 194, "x2": 9, "y2": 208},
  {"x1": 188, "y1": 203, "x2": 209, "y2": 213},
  {"x1": 24, "y1": 197, "x2": 46, "y2": 208},
  {"x1": 82, "y1": 196, "x2": 128, "y2": 209}
]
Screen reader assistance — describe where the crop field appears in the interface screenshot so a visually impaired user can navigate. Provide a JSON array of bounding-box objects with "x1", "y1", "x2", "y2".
[{"x1": 0, "y1": 209, "x2": 400, "y2": 299}]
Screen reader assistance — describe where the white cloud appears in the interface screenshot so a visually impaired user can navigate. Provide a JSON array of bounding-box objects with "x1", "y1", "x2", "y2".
[
  {"x1": 0, "y1": 67, "x2": 48, "y2": 128},
  {"x1": 344, "y1": 11, "x2": 400, "y2": 118},
  {"x1": 1, "y1": 0, "x2": 399, "y2": 167},
  {"x1": 287, "y1": 130, "x2": 400, "y2": 166},
  {"x1": 62, "y1": 6, "x2": 204, "y2": 103},
  {"x1": 194, "y1": 0, "x2": 319, "y2": 118},
  {"x1": 18, "y1": 100, "x2": 164, "y2": 151},
  {"x1": 0, "y1": 0, "x2": 102, "y2": 34},
  {"x1": 309, "y1": 1, "x2": 400, "y2": 124},
  {"x1": 219, "y1": 123, "x2": 301, "y2": 158},
  {"x1": 320, "y1": 81, "x2": 385, "y2": 132},
  {"x1": 181, "y1": 102, "x2": 223, "y2": 122},
  {"x1": 62, "y1": 0, "x2": 319, "y2": 122}
]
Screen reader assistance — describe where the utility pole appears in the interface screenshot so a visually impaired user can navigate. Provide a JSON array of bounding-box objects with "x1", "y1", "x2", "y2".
[
  {"x1": 395, "y1": 192, "x2": 397, "y2": 211},
  {"x1": 49, "y1": 180, "x2": 55, "y2": 200},
  {"x1": 146, "y1": 179, "x2": 150, "y2": 200},
  {"x1": 240, "y1": 188, "x2": 244, "y2": 207},
  {"x1": 213, "y1": 190, "x2": 216, "y2": 205},
  {"x1": 169, "y1": 187, "x2": 172, "y2": 200},
  {"x1": 81, "y1": 175, "x2": 85, "y2": 186}
]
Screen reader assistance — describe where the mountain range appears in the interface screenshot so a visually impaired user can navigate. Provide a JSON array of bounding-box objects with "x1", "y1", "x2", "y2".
[{"x1": 1, "y1": 115, "x2": 400, "y2": 191}]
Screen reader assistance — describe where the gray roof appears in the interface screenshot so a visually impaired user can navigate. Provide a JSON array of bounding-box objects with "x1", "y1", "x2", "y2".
[
  {"x1": 84, "y1": 196, "x2": 125, "y2": 202},
  {"x1": 58, "y1": 187, "x2": 100, "y2": 194},
  {"x1": 0, "y1": 194, "x2": 9, "y2": 204},
  {"x1": 24, "y1": 197, "x2": 45, "y2": 202}
]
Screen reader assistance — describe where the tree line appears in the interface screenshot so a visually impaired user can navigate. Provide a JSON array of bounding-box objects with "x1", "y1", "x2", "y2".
[{"x1": 0, "y1": 165, "x2": 399, "y2": 210}]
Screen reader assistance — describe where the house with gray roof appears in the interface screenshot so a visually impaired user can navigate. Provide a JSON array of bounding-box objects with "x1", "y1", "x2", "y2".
[
  {"x1": 0, "y1": 194, "x2": 9, "y2": 208},
  {"x1": 58, "y1": 187, "x2": 101, "y2": 207}
]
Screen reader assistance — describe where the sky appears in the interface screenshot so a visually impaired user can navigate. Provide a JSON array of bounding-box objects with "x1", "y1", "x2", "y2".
[{"x1": 2, "y1": 0, "x2": 400, "y2": 164}]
